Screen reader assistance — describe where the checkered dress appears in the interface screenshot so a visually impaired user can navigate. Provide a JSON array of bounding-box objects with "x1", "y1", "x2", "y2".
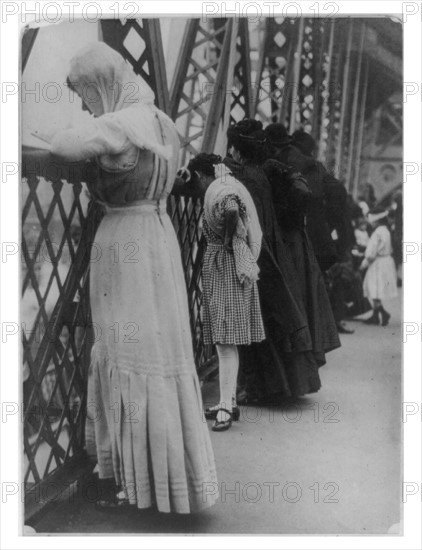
[{"x1": 202, "y1": 193, "x2": 265, "y2": 346}]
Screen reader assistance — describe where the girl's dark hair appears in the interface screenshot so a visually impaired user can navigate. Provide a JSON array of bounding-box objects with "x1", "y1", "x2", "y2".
[
  {"x1": 227, "y1": 119, "x2": 267, "y2": 163},
  {"x1": 187, "y1": 153, "x2": 222, "y2": 178}
]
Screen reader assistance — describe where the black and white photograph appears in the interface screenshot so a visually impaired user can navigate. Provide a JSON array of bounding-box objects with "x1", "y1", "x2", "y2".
[{"x1": 0, "y1": 1, "x2": 421, "y2": 546}]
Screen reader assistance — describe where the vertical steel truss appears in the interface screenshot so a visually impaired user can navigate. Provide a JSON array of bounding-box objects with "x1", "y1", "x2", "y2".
[
  {"x1": 100, "y1": 19, "x2": 170, "y2": 113},
  {"x1": 253, "y1": 18, "x2": 298, "y2": 124},
  {"x1": 258, "y1": 17, "x2": 378, "y2": 186},
  {"x1": 229, "y1": 19, "x2": 252, "y2": 123},
  {"x1": 256, "y1": 17, "x2": 344, "y2": 164}
]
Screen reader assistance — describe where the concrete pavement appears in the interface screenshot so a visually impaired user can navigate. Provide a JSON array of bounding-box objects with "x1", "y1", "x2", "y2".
[{"x1": 32, "y1": 294, "x2": 402, "y2": 535}]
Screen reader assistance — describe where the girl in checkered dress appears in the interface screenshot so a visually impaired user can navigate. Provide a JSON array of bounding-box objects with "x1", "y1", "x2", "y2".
[{"x1": 184, "y1": 154, "x2": 265, "y2": 430}]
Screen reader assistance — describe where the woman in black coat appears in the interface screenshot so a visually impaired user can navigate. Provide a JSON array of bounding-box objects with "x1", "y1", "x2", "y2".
[{"x1": 224, "y1": 120, "x2": 331, "y2": 403}]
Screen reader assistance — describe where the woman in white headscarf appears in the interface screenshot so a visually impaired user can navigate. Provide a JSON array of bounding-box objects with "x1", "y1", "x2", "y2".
[{"x1": 50, "y1": 42, "x2": 217, "y2": 513}]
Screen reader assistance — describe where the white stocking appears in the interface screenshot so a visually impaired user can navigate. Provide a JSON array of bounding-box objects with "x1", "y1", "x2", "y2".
[{"x1": 216, "y1": 344, "x2": 239, "y2": 422}]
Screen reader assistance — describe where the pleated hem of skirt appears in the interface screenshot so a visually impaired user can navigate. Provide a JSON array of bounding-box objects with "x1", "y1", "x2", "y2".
[{"x1": 86, "y1": 343, "x2": 219, "y2": 514}]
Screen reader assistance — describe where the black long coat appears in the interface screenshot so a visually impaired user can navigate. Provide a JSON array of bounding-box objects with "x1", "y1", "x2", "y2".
[
  {"x1": 224, "y1": 158, "x2": 324, "y2": 399},
  {"x1": 262, "y1": 158, "x2": 341, "y2": 364},
  {"x1": 224, "y1": 157, "x2": 312, "y2": 351},
  {"x1": 272, "y1": 145, "x2": 338, "y2": 271}
]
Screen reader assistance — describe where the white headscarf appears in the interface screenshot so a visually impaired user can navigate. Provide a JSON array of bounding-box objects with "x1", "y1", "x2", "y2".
[{"x1": 68, "y1": 42, "x2": 172, "y2": 159}]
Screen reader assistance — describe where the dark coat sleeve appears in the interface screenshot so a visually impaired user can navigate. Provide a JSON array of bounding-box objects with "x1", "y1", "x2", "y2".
[
  {"x1": 263, "y1": 158, "x2": 312, "y2": 230},
  {"x1": 321, "y1": 166, "x2": 356, "y2": 257}
]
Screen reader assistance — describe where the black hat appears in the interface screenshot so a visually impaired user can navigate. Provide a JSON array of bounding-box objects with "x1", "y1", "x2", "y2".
[
  {"x1": 291, "y1": 129, "x2": 316, "y2": 156},
  {"x1": 264, "y1": 123, "x2": 292, "y2": 146},
  {"x1": 227, "y1": 119, "x2": 265, "y2": 145}
]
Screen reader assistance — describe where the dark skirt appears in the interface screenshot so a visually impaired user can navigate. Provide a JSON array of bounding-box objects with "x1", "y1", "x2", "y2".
[
  {"x1": 283, "y1": 227, "x2": 341, "y2": 361},
  {"x1": 237, "y1": 343, "x2": 322, "y2": 403},
  {"x1": 237, "y1": 227, "x2": 340, "y2": 402}
]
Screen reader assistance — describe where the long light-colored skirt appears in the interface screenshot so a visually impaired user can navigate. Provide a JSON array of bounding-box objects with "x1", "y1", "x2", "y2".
[
  {"x1": 363, "y1": 255, "x2": 398, "y2": 302},
  {"x1": 85, "y1": 200, "x2": 218, "y2": 514}
]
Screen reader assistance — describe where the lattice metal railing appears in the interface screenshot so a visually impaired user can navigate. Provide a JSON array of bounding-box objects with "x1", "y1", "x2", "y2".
[{"x1": 22, "y1": 150, "x2": 102, "y2": 517}]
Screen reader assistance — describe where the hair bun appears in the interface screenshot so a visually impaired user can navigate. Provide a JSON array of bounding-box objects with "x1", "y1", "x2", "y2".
[
  {"x1": 235, "y1": 119, "x2": 263, "y2": 135},
  {"x1": 186, "y1": 153, "x2": 222, "y2": 178}
]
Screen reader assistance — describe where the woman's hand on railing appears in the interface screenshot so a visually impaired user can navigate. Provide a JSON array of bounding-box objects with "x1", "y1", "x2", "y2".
[
  {"x1": 30, "y1": 121, "x2": 70, "y2": 147},
  {"x1": 177, "y1": 166, "x2": 191, "y2": 183}
]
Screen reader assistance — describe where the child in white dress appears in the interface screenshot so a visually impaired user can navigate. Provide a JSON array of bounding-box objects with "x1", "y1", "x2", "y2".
[{"x1": 360, "y1": 209, "x2": 398, "y2": 326}]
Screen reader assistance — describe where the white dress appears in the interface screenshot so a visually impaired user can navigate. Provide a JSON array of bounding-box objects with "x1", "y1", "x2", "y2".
[
  {"x1": 51, "y1": 107, "x2": 218, "y2": 514},
  {"x1": 363, "y1": 225, "x2": 398, "y2": 302}
]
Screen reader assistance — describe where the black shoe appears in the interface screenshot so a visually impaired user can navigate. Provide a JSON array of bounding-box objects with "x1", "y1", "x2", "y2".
[
  {"x1": 237, "y1": 394, "x2": 279, "y2": 406},
  {"x1": 92, "y1": 478, "x2": 130, "y2": 508},
  {"x1": 380, "y1": 309, "x2": 391, "y2": 326},
  {"x1": 211, "y1": 408, "x2": 233, "y2": 432},
  {"x1": 364, "y1": 311, "x2": 380, "y2": 325},
  {"x1": 236, "y1": 395, "x2": 258, "y2": 406},
  {"x1": 205, "y1": 405, "x2": 240, "y2": 421},
  {"x1": 337, "y1": 322, "x2": 355, "y2": 334}
]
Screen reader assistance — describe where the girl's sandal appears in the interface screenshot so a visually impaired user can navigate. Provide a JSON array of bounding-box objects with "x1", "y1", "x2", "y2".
[
  {"x1": 211, "y1": 408, "x2": 233, "y2": 432},
  {"x1": 205, "y1": 405, "x2": 240, "y2": 421}
]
